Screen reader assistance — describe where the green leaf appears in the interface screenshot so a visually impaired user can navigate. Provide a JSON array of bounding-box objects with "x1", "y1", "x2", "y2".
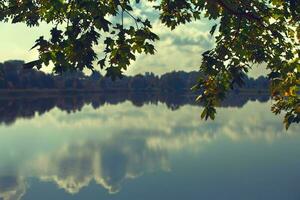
[{"x1": 210, "y1": 24, "x2": 218, "y2": 36}]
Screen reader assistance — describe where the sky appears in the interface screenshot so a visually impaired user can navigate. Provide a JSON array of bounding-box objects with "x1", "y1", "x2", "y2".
[{"x1": 0, "y1": 2, "x2": 267, "y2": 77}]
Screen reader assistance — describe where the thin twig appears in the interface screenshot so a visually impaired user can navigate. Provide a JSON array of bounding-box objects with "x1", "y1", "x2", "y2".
[{"x1": 124, "y1": 10, "x2": 139, "y2": 29}]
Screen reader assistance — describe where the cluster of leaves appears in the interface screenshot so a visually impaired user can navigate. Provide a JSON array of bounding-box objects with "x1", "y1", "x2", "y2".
[
  {"x1": 0, "y1": 0, "x2": 158, "y2": 79},
  {"x1": 155, "y1": 0, "x2": 300, "y2": 128},
  {"x1": 1, "y1": 0, "x2": 299, "y2": 128}
]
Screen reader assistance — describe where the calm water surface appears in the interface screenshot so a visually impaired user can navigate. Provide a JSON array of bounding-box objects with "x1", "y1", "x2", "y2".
[{"x1": 0, "y1": 98, "x2": 299, "y2": 200}]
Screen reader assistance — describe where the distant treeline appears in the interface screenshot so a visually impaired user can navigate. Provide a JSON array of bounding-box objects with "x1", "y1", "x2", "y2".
[{"x1": 0, "y1": 60, "x2": 270, "y2": 92}]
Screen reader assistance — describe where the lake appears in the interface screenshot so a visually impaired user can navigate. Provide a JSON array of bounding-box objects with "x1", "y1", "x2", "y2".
[{"x1": 0, "y1": 94, "x2": 299, "y2": 200}]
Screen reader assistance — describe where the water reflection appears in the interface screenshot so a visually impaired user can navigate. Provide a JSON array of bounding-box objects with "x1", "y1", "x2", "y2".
[
  {"x1": 0, "y1": 176, "x2": 26, "y2": 200},
  {"x1": 0, "y1": 92, "x2": 269, "y2": 125},
  {"x1": 31, "y1": 137, "x2": 169, "y2": 194},
  {"x1": 0, "y1": 95, "x2": 299, "y2": 200}
]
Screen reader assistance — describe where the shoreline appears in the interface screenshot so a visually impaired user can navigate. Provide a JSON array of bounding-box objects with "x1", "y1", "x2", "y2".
[{"x1": 0, "y1": 88, "x2": 270, "y2": 99}]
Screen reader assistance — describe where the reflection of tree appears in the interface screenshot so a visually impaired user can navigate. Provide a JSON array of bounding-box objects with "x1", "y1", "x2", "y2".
[{"x1": 0, "y1": 92, "x2": 269, "y2": 126}]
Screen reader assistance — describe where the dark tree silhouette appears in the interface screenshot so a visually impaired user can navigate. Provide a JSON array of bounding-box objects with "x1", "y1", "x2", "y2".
[{"x1": 0, "y1": 60, "x2": 270, "y2": 93}]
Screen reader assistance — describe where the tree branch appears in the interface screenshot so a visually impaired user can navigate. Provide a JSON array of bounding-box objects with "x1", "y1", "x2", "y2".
[{"x1": 215, "y1": 0, "x2": 263, "y2": 23}]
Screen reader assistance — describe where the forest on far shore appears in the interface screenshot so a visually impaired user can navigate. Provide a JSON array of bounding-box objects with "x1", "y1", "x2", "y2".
[{"x1": 0, "y1": 60, "x2": 270, "y2": 93}]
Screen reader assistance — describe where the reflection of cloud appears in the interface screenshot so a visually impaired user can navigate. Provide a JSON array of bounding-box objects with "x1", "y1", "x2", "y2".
[
  {"x1": 147, "y1": 131, "x2": 214, "y2": 152},
  {"x1": 30, "y1": 134, "x2": 169, "y2": 194},
  {"x1": 0, "y1": 176, "x2": 26, "y2": 200},
  {"x1": 28, "y1": 102, "x2": 298, "y2": 144},
  {"x1": 0, "y1": 101, "x2": 299, "y2": 199}
]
